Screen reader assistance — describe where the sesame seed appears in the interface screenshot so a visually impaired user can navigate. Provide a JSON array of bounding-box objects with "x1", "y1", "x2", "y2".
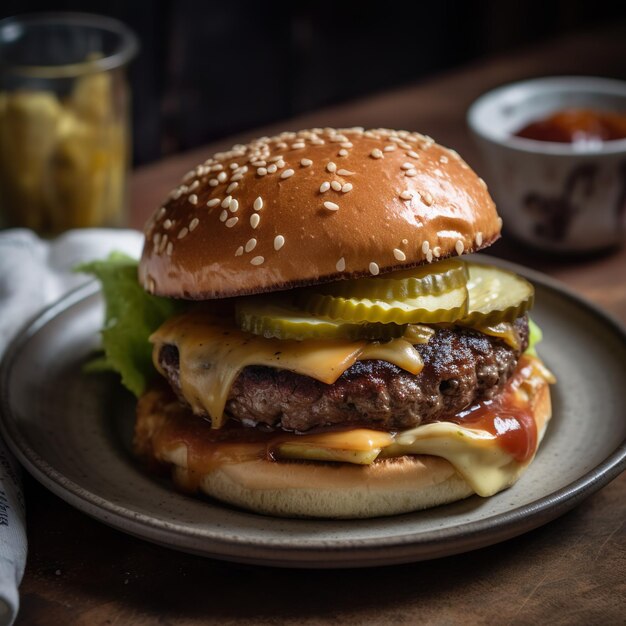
[
  {"x1": 292, "y1": 142, "x2": 305, "y2": 149},
  {"x1": 455, "y1": 240, "x2": 464, "y2": 255},
  {"x1": 163, "y1": 219, "x2": 173, "y2": 230},
  {"x1": 399, "y1": 142, "x2": 412, "y2": 150},
  {"x1": 245, "y1": 238, "x2": 257, "y2": 252},
  {"x1": 476, "y1": 232, "x2": 483, "y2": 247},
  {"x1": 281, "y1": 168, "x2": 295, "y2": 179},
  {"x1": 156, "y1": 207, "x2": 167, "y2": 219},
  {"x1": 250, "y1": 256, "x2": 264, "y2": 266},
  {"x1": 337, "y1": 169, "x2": 355, "y2": 176},
  {"x1": 276, "y1": 159, "x2": 286, "y2": 169},
  {"x1": 251, "y1": 160, "x2": 266, "y2": 167},
  {"x1": 341, "y1": 183, "x2": 353, "y2": 193},
  {"x1": 250, "y1": 213, "x2": 260, "y2": 229},
  {"x1": 336, "y1": 257, "x2": 346, "y2": 271},
  {"x1": 225, "y1": 217, "x2": 239, "y2": 228},
  {"x1": 479, "y1": 178, "x2": 488, "y2": 189},
  {"x1": 338, "y1": 149, "x2": 348, "y2": 157},
  {"x1": 300, "y1": 158, "x2": 313, "y2": 167},
  {"x1": 229, "y1": 199, "x2": 239, "y2": 212},
  {"x1": 400, "y1": 190, "x2": 413, "y2": 201},
  {"x1": 439, "y1": 155, "x2": 449, "y2": 164},
  {"x1": 422, "y1": 241, "x2": 430, "y2": 254},
  {"x1": 166, "y1": 242, "x2": 173, "y2": 256},
  {"x1": 189, "y1": 180, "x2": 200, "y2": 191},
  {"x1": 227, "y1": 182, "x2": 239, "y2": 193},
  {"x1": 405, "y1": 169, "x2": 418, "y2": 177},
  {"x1": 230, "y1": 173, "x2": 244, "y2": 182},
  {"x1": 254, "y1": 197, "x2": 263, "y2": 211},
  {"x1": 221, "y1": 195, "x2": 232, "y2": 208},
  {"x1": 209, "y1": 179, "x2": 219, "y2": 187},
  {"x1": 370, "y1": 149, "x2": 383, "y2": 159},
  {"x1": 426, "y1": 250, "x2": 433, "y2": 263},
  {"x1": 189, "y1": 218, "x2": 199, "y2": 231},
  {"x1": 393, "y1": 248, "x2": 406, "y2": 261},
  {"x1": 229, "y1": 163, "x2": 239, "y2": 170},
  {"x1": 219, "y1": 210, "x2": 228, "y2": 222},
  {"x1": 331, "y1": 181, "x2": 342, "y2": 191},
  {"x1": 497, "y1": 217, "x2": 503, "y2": 229},
  {"x1": 340, "y1": 142, "x2": 353, "y2": 148},
  {"x1": 433, "y1": 246, "x2": 441, "y2": 257},
  {"x1": 178, "y1": 227, "x2": 188, "y2": 239},
  {"x1": 327, "y1": 162, "x2": 337, "y2": 173},
  {"x1": 324, "y1": 201, "x2": 339, "y2": 211},
  {"x1": 383, "y1": 145, "x2": 396, "y2": 152},
  {"x1": 421, "y1": 191, "x2": 433, "y2": 206},
  {"x1": 402, "y1": 238, "x2": 408, "y2": 245},
  {"x1": 211, "y1": 164, "x2": 224, "y2": 171},
  {"x1": 268, "y1": 155, "x2": 284, "y2": 162},
  {"x1": 159, "y1": 234, "x2": 168, "y2": 253},
  {"x1": 407, "y1": 150, "x2": 420, "y2": 159},
  {"x1": 207, "y1": 198, "x2": 220, "y2": 208},
  {"x1": 217, "y1": 172, "x2": 227, "y2": 182},
  {"x1": 257, "y1": 167, "x2": 268, "y2": 176},
  {"x1": 153, "y1": 232, "x2": 161, "y2": 246},
  {"x1": 235, "y1": 246, "x2": 244, "y2": 256},
  {"x1": 267, "y1": 164, "x2": 278, "y2": 174},
  {"x1": 320, "y1": 182, "x2": 331, "y2": 193},
  {"x1": 274, "y1": 235, "x2": 285, "y2": 250},
  {"x1": 401, "y1": 163, "x2": 413, "y2": 170},
  {"x1": 369, "y1": 262, "x2": 380, "y2": 275}
]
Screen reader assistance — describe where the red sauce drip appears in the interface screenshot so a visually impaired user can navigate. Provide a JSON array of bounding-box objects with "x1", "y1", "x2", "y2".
[
  {"x1": 448, "y1": 357, "x2": 538, "y2": 462},
  {"x1": 514, "y1": 108, "x2": 626, "y2": 143}
]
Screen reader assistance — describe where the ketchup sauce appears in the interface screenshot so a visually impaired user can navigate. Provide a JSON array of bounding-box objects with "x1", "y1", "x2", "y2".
[
  {"x1": 515, "y1": 108, "x2": 626, "y2": 144},
  {"x1": 449, "y1": 357, "x2": 538, "y2": 462}
]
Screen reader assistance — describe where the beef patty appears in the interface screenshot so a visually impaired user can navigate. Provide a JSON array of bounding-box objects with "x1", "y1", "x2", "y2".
[{"x1": 157, "y1": 317, "x2": 529, "y2": 432}]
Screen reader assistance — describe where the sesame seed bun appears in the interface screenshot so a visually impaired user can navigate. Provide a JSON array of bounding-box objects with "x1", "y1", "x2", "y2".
[
  {"x1": 139, "y1": 128, "x2": 501, "y2": 299},
  {"x1": 134, "y1": 367, "x2": 551, "y2": 519}
]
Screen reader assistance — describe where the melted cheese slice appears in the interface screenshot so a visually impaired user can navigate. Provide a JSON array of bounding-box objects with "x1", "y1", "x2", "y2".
[
  {"x1": 151, "y1": 311, "x2": 423, "y2": 428},
  {"x1": 382, "y1": 423, "x2": 521, "y2": 496}
]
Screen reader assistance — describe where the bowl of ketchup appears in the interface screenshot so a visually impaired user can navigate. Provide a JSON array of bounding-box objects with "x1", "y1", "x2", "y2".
[{"x1": 468, "y1": 77, "x2": 626, "y2": 253}]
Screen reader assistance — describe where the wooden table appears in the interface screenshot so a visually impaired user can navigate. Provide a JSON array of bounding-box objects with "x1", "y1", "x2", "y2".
[{"x1": 18, "y1": 25, "x2": 626, "y2": 625}]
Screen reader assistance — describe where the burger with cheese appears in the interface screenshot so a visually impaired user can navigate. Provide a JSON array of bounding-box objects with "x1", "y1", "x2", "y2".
[{"x1": 86, "y1": 127, "x2": 555, "y2": 518}]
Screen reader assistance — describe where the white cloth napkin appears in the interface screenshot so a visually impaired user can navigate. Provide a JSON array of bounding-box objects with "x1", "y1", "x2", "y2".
[{"x1": 0, "y1": 228, "x2": 143, "y2": 625}]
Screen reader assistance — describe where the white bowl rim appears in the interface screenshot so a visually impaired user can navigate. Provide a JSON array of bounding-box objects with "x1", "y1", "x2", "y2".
[{"x1": 467, "y1": 76, "x2": 626, "y2": 156}]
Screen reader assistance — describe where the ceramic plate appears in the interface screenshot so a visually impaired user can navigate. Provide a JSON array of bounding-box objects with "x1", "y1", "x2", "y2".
[{"x1": 1, "y1": 257, "x2": 625, "y2": 568}]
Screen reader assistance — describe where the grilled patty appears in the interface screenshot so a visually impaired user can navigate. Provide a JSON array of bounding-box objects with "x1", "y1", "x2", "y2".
[{"x1": 157, "y1": 317, "x2": 528, "y2": 432}]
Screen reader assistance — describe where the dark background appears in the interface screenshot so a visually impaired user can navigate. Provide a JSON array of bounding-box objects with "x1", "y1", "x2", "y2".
[{"x1": 2, "y1": 1, "x2": 626, "y2": 165}]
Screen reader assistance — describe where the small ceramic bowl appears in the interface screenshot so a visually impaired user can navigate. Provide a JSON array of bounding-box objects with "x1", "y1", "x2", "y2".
[{"x1": 468, "y1": 76, "x2": 626, "y2": 253}]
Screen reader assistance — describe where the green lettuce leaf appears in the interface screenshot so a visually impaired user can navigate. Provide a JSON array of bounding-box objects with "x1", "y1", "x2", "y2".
[
  {"x1": 525, "y1": 317, "x2": 543, "y2": 357},
  {"x1": 77, "y1": 252, "x2": 182, "y2": 396}
]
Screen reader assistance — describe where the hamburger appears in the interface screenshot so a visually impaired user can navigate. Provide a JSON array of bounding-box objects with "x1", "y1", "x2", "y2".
[{"x1": 92, "y1": 127, "x2": 555, "y2": 518}]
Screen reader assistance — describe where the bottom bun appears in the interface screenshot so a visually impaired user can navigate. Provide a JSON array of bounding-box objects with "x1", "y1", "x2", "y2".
[
  {"x1": 134, "y1": 360, "x2": 552, "y2": 519},
  {"x1": 171, "y1": 455, "x2": 475, "y2": 519}
]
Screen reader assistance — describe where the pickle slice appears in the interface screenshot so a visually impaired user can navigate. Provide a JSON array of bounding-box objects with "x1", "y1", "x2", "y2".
[
  {"x1": 320, "y1": 259, "x2": 468, "y2": 300},
  {"x1": 235, "y1": 299, "x2": 407, "y2": 341},
  {"x1": 461, "y1": 263, "x2": 534, "y2": 326},
  {"x1": 275, "y1": 443, "x2": 381, "y2": 465},
  {"x1": 298, "y1": 284, "x2": 468, "y2": 325}
]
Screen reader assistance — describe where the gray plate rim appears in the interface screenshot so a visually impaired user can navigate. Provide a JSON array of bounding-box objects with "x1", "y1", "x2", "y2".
[{"x1": 1, "y1": 256, "x2": 625, "y2": 564}]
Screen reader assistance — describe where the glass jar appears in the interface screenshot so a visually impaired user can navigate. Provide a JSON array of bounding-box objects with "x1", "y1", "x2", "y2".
[{"x1": 0, "y1": 13, "x2": 138, "y2": 235}]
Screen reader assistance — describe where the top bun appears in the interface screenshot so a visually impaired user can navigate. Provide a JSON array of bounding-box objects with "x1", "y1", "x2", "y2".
[{"x1": 140, "y1": 128, "x2": 501, "y2": 299}]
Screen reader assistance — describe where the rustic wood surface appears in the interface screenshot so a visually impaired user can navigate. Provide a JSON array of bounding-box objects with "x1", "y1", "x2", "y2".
[{"x1": 17, "y1": 24, "x2": 626, "y2": 625}]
